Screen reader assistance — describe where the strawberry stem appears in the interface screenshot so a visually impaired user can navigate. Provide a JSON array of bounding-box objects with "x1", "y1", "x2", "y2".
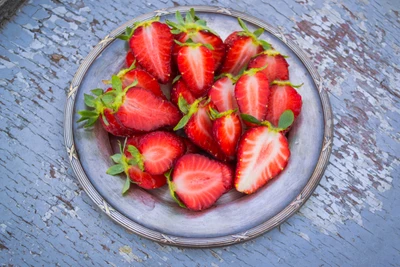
[
  {"x1": 174, "y1": 96, "x2": 205, "y2": 130},
  {"x1": 271, "y1": 80, "x2": 304, "y2": 88},
  {"x1": 208, "y1": 107, "x2": 237, "y2": 120},
  {"x1": 241, "y1": 110, "x2": 294, "y2": 131}
]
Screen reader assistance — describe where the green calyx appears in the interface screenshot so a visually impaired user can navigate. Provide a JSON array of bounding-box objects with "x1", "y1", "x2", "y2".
[
  {"x1": 271, "y1": 80, "x2": 304, "y2": 88},
  {"x1": 240, "y1": 110, "x2": 295, "y2": 131},
  {"x1": 77, "y1": 88, "x2": 106, "y2": 128},
  {"x1": 103, "y1": 75, "x2": 138, "y2": 111},
  {"x1": 174, "y1": 39, "x2": 214, "y2": 51},
  {"x1": 106, "y1": 139, "x2": 144, "y2": 195},
  {"x1": 236, "y1": 18, "x2": 271, "y2": 50},
  {"x1": 103, "y1": 61, "x2": 138, "y2": 85},
  {"x1": 173, "y1": 96, "x2": 206, "y2": 131},
  {"x1": 242, "y1": 64, "x2": 268, "y2": 76},
  {"x1": 208, "y1": 107, "x2": 237, "y2": 120},
  {"x1": 117, "y1": 17, "x2": 160, "y2": 41},
  {"x1": 165, "y1": 169, "x2": 186, "y2": 208},
  {"x1": 166, "y1": 8, "x2": 219, "y2": 36},
  {"x1": 214, "y1": 72, "x2": 240, "y2": 83}
]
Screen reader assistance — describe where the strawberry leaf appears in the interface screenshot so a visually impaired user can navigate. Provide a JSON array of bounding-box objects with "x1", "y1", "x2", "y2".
[
  {"x1": 122, "y1": 175, "x2": 131, "y2": 195},
  {"x1": 172, "y1": 75, "x2": 181, "y2": 84},
  {"x1": 101, "y1": 92, "x2": 116, "y2": 106},
  {"x1": 127, "y1": 145, "x2": 144, "y2": 171},
  {"x1": 84, "y1": 94, "x2": 95, "y2": 107},
  {"x1": 240, "y1": 114, "x2": 263, "y2": 125},
  {"x1": 111, "y1": 153, "x2": 122, "y2": 163},
  {"x1": 170, "y1": 29, "x2": 181, "y2": 34},
  {"x1": 102, "y1": 114, "x2": 109, "y2": 126},
  {"x1": 259, "y1": 40, "x2": 271, "y2": 50},
  {"x1": 203, "y1": 43, "x2": 214, "y2": 51},
  {"x1": 178, "y1": 95, "x2": 189, "y2": 114},
  {"x1": 253, "y1": 28, "x2": 264, "y2": 37},
  {"x1": 84, "y1": 117, "x2": 98, "y2": 128},
  {"x1": 77, "y1": 110, "x2": 98, "y2": 117},
  {"x1": 111, "y1": 75, "x2": 123, "y2": 93},
  {"x1": 175, "y1": 11, "x2": 184, "y2": 24},
  {"x1": 237, "y1": 18, "x2": 250, "y2": 32},
  {"x1": 278, "y1": 110, "x2": 294, "y2": 130},
  {"x1": 91, "y1": 88, "x2": 104, "y2": 96},
  {"x1": 173, "y1": 114, "x2": 190, "y2": 131},
  {"x1": 165, "y1": 169, "x2": 186, "y2": 208},
  {"x1": 106, "y1": 164, "x2": 125, "y2": 175}
]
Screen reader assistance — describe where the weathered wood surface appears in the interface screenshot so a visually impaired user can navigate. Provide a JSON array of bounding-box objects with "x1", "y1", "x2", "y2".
[{"x1": 0, "y1": 0, "x2": 399, "y2": 266}]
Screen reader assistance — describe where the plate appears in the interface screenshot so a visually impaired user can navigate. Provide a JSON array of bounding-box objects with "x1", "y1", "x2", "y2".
[{"x1": 64, "y1": 6, "x2": 333, "y2": 247}]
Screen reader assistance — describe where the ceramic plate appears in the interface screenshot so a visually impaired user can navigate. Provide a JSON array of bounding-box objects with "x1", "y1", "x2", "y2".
[{"x1": 64, "y1": 5, "x2": 333, "y2": 247}]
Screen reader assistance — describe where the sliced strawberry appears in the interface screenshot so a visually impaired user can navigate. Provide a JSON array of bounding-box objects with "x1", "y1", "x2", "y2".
[
  {"x1": 177, "y1": 42, "x2": 215, "y2": 97},
  {"x1": 248, "y1": 50, "x2": 289, "y2": 83},
  {"x1": 180, "y1": 137, "x2": 201, "y2": 154},
  {"x1": 209, "y1": 109, "x2": 242, "y2": 159},
  {"x1": 168, "y1": 9, "x2": 225, "y2": 70},
  {"x1": 126, "y1": 50, "x2": 139, "y2": 68},
  {"x1": 208, "y1": 75, "x2": 238, "y2": 112},
  {"x1": 100, "y1": 108, "x2": 136, "y2": 137},
  {"x1": 130, "y1": 20, "x2": 173, "y2": 84},
  {"x1": 137, "y1": 131, "x2": 185, "y2": 175},
  {"x1": 126, "y1": 134, "x2": 144, "y2": 148},
  {"x1": 235, "y1": 69, "x2": 270, "y2": 124},
  {"x1": 224, "y1": 31, "x2": 241, "y2": 49},
  {"x1": 127, "y1": 167, "x2": 166, "y2": 189},
  {"x1": 171, "y1": 154, "x2": 226, "y2": 211},
  {"x1": 219, "y1": 162, "x2": 234, "y2": 193},
  {"x1": 235, "y1": 126, "x2": 290, "y2": 194},
  {"x1": 121, "y1": 69, "x2": 165, "y2": 99},
  {"x1": 116, "y1": 87, "x2": 181, "y2": 132},
  {"x1": 265, "y1": 81, "x2": 302, "y2": 127},
  {"x1": 170, "y1": 78, "x2": 196, "y2": 107}
]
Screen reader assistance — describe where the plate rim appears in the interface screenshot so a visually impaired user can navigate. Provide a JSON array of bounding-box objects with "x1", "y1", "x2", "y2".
[{"x1": 64, "y1": 5, "x2": 334, "y2": 247}]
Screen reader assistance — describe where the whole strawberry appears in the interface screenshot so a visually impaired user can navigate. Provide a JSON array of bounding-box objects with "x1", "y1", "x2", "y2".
[{"x1": 167, "y1": 9, "x2": 225, "y2": 71}]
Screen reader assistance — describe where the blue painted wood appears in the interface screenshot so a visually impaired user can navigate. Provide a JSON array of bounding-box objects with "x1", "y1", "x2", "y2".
[{"x1": 0, "y1": 0, "x2": 399, "y2": 266}]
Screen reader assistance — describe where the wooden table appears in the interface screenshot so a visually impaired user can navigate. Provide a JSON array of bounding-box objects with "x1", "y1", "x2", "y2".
[{"x1": 1, "y1": 0, "x2": 399, "y2": 266}]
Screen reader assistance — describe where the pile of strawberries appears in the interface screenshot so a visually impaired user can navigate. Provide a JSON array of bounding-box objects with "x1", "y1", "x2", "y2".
[{"x1": 78, "y1": 9, "x2": 303, "y2": 211}]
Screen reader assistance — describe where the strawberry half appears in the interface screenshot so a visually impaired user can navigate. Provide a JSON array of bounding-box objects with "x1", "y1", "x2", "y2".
[
  {"x1": 77, "y1": 88, "x2": 135, "y2": 137},
  {"x1": 180, "y1": 137, "x2": 201, "y2": 154},
  {"x1": 235, "y1": 112, "x2": 294, "y2": 194},
  {"x1": 235, "y1": 68, "x2": 270, "y2": 124},
  {"x1": 170, "y1": 77, "x2": 196, "y2": 107},
  {"x1": 104, "y1": 62, "x2": 165, "y2": 99},
  {"x1": 133, "y1": 131, "x2": 185, "y2": 175},
  {"x1": 176, "y1": 41, "x2": 215, "y2": 97},
  {"x1": 128, "y1": 19, "x2": 173, "y2": 84},
  {"x1": 167, "y1": 154, "x2": 226, "y2": 211},
  {"x1": 265, "y1": 81, "x2": 302, "y2": 127},
  {"x1": 106, "y1": 140, "x2": 166, "y2": 194},
  {"x1": 174, "y1": 97, "x2": 227, "y2": 161},
  {"x1": 208, "y1": 74, "x2": 238, "y2": 112},
  {"x1": 209, "y1": 108, "x2": 242, "y2": 159},
  {"x1": 248, "y1": 50, "x2": 289, "y2": 84},
  {"x1": 219, "y1": 18, "x2": 271, "y2": 76},
  {"x1": 125, "y1": 50, "x2": 142, "y2": 69},
  {"x1": 167, "y1": 9, "x2": 225, "y2": 70},
  {"x1": 220, "y1": 162, "x2": 234, "y2": 193}
]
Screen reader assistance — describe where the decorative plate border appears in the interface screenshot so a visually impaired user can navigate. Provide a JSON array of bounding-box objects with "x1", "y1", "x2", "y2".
[{"x1": 64, "y1": 5, "x2": 333, "y2": 247}]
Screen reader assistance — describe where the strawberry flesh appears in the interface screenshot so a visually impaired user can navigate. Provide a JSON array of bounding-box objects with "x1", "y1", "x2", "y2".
[
  {"x1": 100, "y1": 108, "x2": 137, "y2": 137},
  {"x1": 208, "y1": 76, "x2": 238, "y2": 112},
  {"x1": 248, "y1": 53, "x2": 289, "y2": 84},
  {"x1": 138, "y1": 131, "x2": 185, "y2": 175},
  {"x1": 116, "y1": 87, "x2": 181, "y2": 132},
  {"x1": 235, "y1": 127, "x2": 290, "y2": 194},
  {"x1": 121, "y1": 69, "x2": 165, "y2": 99},
  {"x1": 219, "y1": 162, "x2": 234, "y2": 193},
  {"x1": 172, "y1": 154, "x2": 225, "y2": 211},
  {"x1": 171, "y1": 79, "x2": 196, "y2": 107},
  {"x1": 212, "y1": 112, "x2": 242, "y2": 159}
]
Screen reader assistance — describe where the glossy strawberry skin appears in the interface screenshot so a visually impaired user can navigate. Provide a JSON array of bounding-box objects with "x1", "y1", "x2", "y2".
[
  {"x1": 248, "y1": 54, "x2": 289, "y2": 83},
  {"x1": 173, "y1": 31, "x2": 225, "y2": 71},
  {"x1": 208, "y1": 76, "x2": 238, "y2": 112},
  {"x1": 235, "y1": 71, "x2": 270, "y2": 124},
  {"x1": 220, "y1": 36, "x2": 263, "y2": 76},
  {"x1": 130, "y1": 21, "x2": 173, "y2": 84},
  {"x1": 127, "y1": 167, "x2": 167, "y2": 189},
  {"x1": 235, "y1": 127, "x2": 290, "y2": 194},
  {"x1": 170, "y1": 79, "x2": 196, "y2": 107},
  {"x1": 121, "y1": 69, "x2": 165, "y2": 99},
  {"x1": 265, "y1": 84, "x2": 302, "y2": 127},
  {"x1": 100, "y1": 108, "x2": 137, "y2": 137},
  {"x1": 219, "y1": 162, "x2": 234, "y2": 193},
  {"x1": 212, "y1": 112, "x2": 242, "y2": 159},
  {"x1": 116, "y1": 87, "x2": 181, "y2": 132}
]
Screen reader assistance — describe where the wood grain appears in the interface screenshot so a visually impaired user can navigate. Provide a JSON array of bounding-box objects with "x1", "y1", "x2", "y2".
[{"x1": 0, "y1": 0, "x2": 399, "y2": 266}]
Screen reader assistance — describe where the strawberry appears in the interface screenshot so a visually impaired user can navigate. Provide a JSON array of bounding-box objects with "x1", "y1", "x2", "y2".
[
  {"x1": 180, "y1": 137, "x2": 201, "y2": 154},
  {"x1": 235, "y1": 112, "x2": 294, "y2": 194},
  {"x1": 166, "y1": 154, "x2": 226, "y2": 211},
  {"x1": 220, "y1": 18, "x2": 271, "y2": 76},
  {"x1": 208, "y1": 74, "x2": 238, "y2": 112},
  {"x1": 235, "y1": 68, "x2": 270, "y2": 124},
  {"x1": 170, "y1": 77, "x2": 196, "y2": 107},
  {"x1": 123, "y1": 18, "x2": 173, "y2": 84},
  {"x1": 106, "y1": 140, "x2": 166, "y2": 194},
  {"x1": 77, "y1": 88, "x2": 136, "y2": 137},
  {"x1": 248, "y1": 50, "x2": 289, "y2": 84},
  {"x1": 104, "y1": 62, "x2": 165, "y2": 99},
  {"x1": 265, "y1": 81, "x2": 302, "y2": 127},
  {"x1": 209, "y1": 108, "x2": 242, "y2": 159},
  {"x1": 176, "y1": 41, "x2": 215, "y2": 97},
  {"x1": 134, "y1": 131, "x2": 185, "y2": 175},
  {"x1": 125, "y1": 50, "x2": 138, "y2": 68},
  {"x1": 167, "y1": 9, "x2": 225, "y2": 71},
  {"x1": 220, "y1": 162, "x2": 234, "y2": 193},
  {"x1": 174, "y1": 97, "x2": 227, "y2": 161}
]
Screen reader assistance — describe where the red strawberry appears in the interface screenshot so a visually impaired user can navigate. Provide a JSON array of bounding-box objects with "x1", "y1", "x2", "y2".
[
  {"x1": 167, "y1": 9, "x2": 225, "y2": 70},
  {"x1": 129, "y1": 19, "x2": 173, "y2": 84},
  {"x1": 235, "y1": 126, "x2": 290, "y2": 194},
  {"x1": 174, "y1": 97, "x2": 227, "y2": 161},
  {"x1": 116, "y1": 87, "x2": 181, "y2": 132},
  {"x1": 208, "y1": 74, "x2": 238, "y2": 112},
  {"x1": 220, "y1": 162, "x2": 234, "y2": 193},
  {"x1": 220, "y1": 18, "x2": 270, "y2": 76},
  {"x1": 169, "y1": 154, "x2": 226, "y2": 211},
  {"x1": 78, "y1": 88, "x2": 135, "y2": 137},
  {"x1": 170, "y1": 78, "x2": 196, "y2": 107},
  {"x1": 127, "y1": 167, "x2": 166, "y2": 189},
  {"x1": 136, "y1": 131, "x2": 185, "y2": 175},
  {"x1": 265, "y1": 81, "x2": 302, "y2": 127},
  {"x1": 235, "y1": 68, "x2": 270, "y2": 124},
  {"x1": 180, "y1": 137, "x2": 201, "y2": 154},
  {"x1": 209, "y1": 108, "x2": 242, "y2": 159},
  {"x1": 125, "y1": 50, "x2": 137, "y2": 68},
  {"x1": 176, "y1": 42, "x2": 215, "y2": 97},
  {"x1": 248, "y1": 50, "x2": 289, "y2": 83}
]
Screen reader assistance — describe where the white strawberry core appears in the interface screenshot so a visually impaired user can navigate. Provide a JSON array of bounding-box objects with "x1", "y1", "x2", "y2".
[{"x1": 187, "y1": 47, "x2": 205, "y2": 90}]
